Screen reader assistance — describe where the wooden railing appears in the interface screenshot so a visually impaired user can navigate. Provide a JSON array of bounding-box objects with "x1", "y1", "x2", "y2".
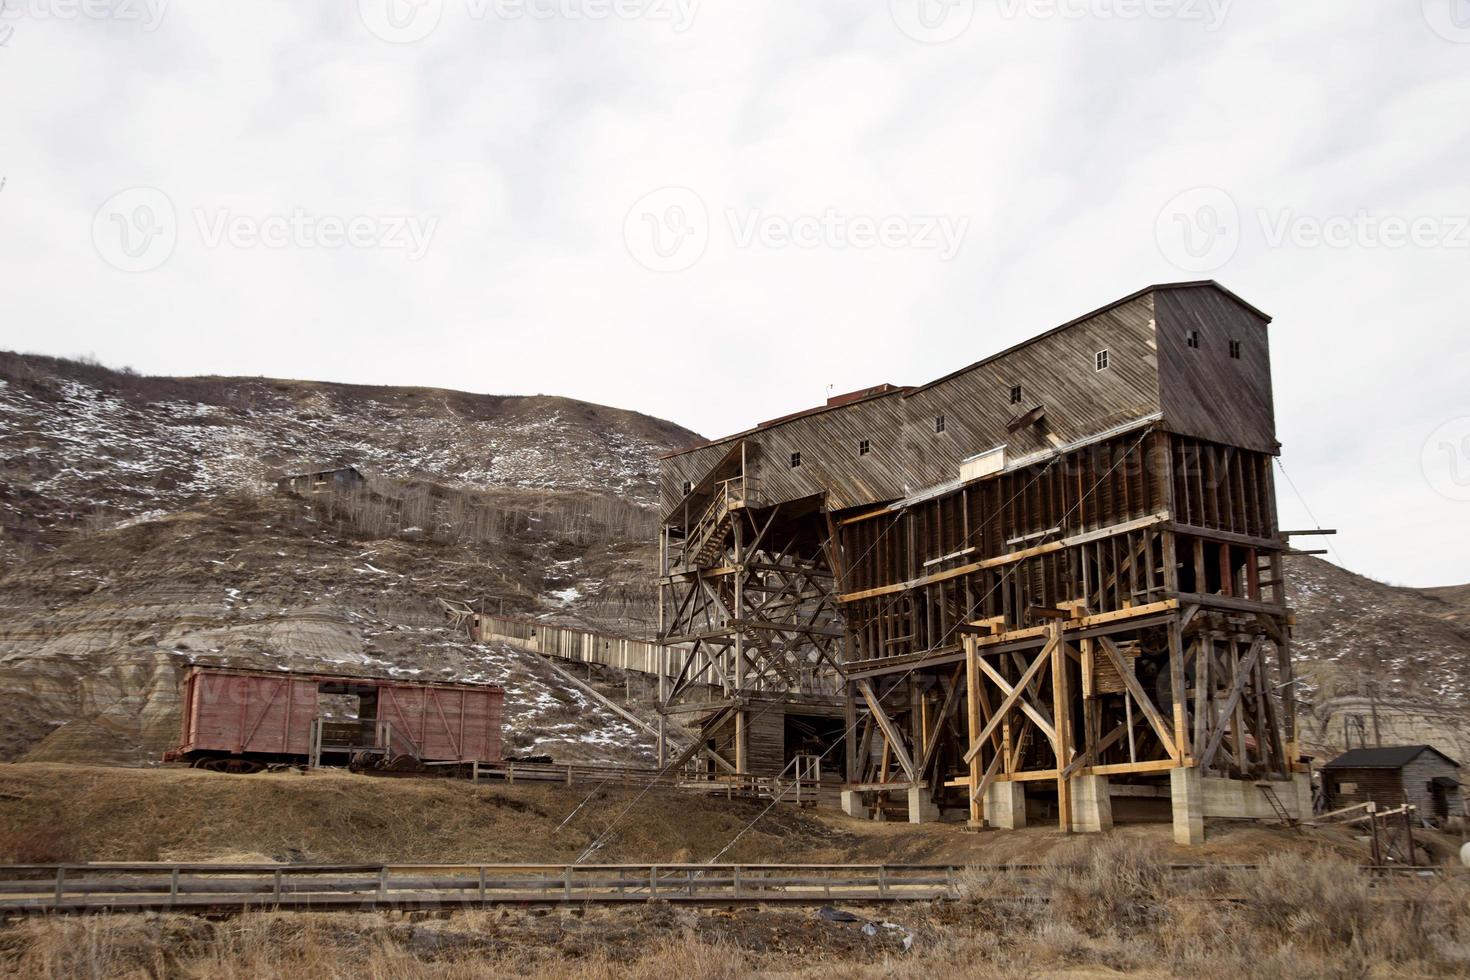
[
  {"x1": 0, "y1": 863, "x2": 963, "y2": 913},
  {"x1": 1, "y1": 861, "x2": 1452, "y2": 915}
]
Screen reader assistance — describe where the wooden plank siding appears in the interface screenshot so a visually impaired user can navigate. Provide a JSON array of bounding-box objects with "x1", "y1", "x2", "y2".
[
  {"x1": 660, "y1": 283, "x2": 1275, "y2": 518},
  {"x1": 477, "y1": 615, "x2": 686, "y2": 678},
  {"x1": 1324, "y1": 757, "x2": 1464, "y2": 823},
  {"x1": 1155, "y1": 285, "x2": 1276, "y2": 455}
]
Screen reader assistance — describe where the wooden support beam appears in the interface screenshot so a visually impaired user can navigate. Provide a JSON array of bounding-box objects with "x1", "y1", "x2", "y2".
[
  {"x1": 963, "y1": 636, "x2": 1057, "y2": 764},
  {"x1": 974, "y1": 657, "x2": 1058, "y2": 746},
  {"x1": 965, "y1": 638, "x2": 982, "y2": 824},
  {"x1": 1052, "y1": 626, "x2": 1073, "y2": 832},
  {"x1": 841, "y1": 513, "x2": 1171, "y2": 603},
  {"x1": 1097, "y1": 637, "x2": 1179, "y2": 761},
  {"x1": 856, "y1": 680, "x2": 917, "y2": 783},
  {"x1": 1199, "y1": 640, "x2": 1261, "y2": 769}
]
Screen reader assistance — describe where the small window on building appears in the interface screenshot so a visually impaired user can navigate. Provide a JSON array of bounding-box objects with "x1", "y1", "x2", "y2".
[
  {"x1": 789, "y1": 452, "x2": 802, "y2": 468},
  {"x1": 681, "y1": 481, "x2": 693, "y2": 496},
  {"x1": 1186, "y1": 330, "x2": 1200, "y2": 349},
  {"x1": 934, "y1": 415, "x2": 946, "y2": 434},
  {"x1": 858, "y1": 439, "x2": 871, "y2": 457},
  {"x1": 1337, "y1": 781, "x2": 1357, "y2": 794},
  {"x1": 1094, "y1": 349, "x2": 1110, "y2": 371},
  {"x1": 1229, "y1": 339, "x2": 1242, "y2": 359},
  {"x1": 1009, "y1": 385, "x2": 1023, "y2": 405}
]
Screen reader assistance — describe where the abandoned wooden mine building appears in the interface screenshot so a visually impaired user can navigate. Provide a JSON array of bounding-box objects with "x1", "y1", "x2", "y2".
[
  {"x1": 657, "y1": 281, "x2": 1311, "y2": 843},
  {"x1": 1321, "y1": 745, "x2": 1463, "y2": 826}
]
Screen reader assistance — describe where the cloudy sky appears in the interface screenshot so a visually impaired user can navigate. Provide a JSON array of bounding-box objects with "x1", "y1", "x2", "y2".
[{"x1": 3, "y1": 0, "x2": 1467, "y2": 586}]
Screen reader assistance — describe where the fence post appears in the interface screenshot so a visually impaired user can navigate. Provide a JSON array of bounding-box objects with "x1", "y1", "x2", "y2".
[
  {"x1": 650, "y1": 866, "x2": 658, "y2": 899},
  {"x1": 54, "y1": 867, "x2": 64, "y2": 907},
  {"x1": 878, "y1": 867, "x2": 888, "y2": 898},
  {"x1": 378, "y1": 868, "x2": 388, "y2": 902},
  {"x1": 274, "y1": 869, "x2": 283, "y2": 904},
  {"x1": 564, "y1": 866, "x2": 573, "y2": 901},
  {"x1": 733, "y1": 866, "x2": 741, "y2": 899},
  {"x1": 479, "y1": 867, "x2": 487, "y2": 903}
]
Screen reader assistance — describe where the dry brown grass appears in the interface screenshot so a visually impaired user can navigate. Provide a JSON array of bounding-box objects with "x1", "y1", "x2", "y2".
[
  {"x1": 3, "y1": 766, "x2": 1468, "y2": 977},
  {"x1": 5, "y1": 862, "x2": 1464, "y2": 980},
  {"x1": 0, "y1": 764, "x2": 845, "y2": 866},
  {"x1": 951, "y1": 841, "x2": 1469, "y2": 979}
]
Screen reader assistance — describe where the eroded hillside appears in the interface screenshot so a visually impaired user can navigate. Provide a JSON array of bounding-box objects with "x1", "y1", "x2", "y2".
[
  {"x1": 2, "y1": 351, "x2": 1468, "y2": 767},
  {"x1": 0, "y1": 352, "x2": 697, "y2": 764},
  {"x1": 0, "y1": 350, "x2": 695, "y2": 564}
]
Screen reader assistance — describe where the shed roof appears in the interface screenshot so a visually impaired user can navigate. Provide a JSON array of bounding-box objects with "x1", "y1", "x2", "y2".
[{"x1": 1321, "y1": 745, "x2": 1460, "y2": 770}]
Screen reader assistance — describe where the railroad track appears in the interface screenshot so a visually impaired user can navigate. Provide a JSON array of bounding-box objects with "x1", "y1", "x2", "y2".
[{"x1": 0, "y1": 862, "x2": 1453, "y2": 916}]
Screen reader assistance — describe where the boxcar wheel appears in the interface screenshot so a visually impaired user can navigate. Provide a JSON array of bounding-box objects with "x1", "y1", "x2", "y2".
[{"x1": 198, "y1": 757, "x2": 267, "y2": 774}]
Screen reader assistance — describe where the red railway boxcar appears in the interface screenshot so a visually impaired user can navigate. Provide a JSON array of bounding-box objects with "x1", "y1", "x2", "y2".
[{"x1": 165, "y1": 666, "x2": 504, "y2": 773}]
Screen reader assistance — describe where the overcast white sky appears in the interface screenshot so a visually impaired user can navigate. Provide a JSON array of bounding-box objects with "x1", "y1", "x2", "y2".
[{"x1": 2, "y1": 1, "x2": 1467, "y2": 586}]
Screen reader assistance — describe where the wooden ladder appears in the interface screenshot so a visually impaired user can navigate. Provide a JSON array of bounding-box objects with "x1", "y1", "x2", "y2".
[{"x1": 1255, "y1": 782, "x2": 1298, "y2": 829}]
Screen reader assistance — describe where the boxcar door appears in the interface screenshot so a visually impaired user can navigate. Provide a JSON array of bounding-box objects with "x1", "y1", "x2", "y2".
[
  {"x1": 419, "y1": 688, "x2": 466, "y2": 762},
  {"x1": 378, "y1": 684, "x2": 425, "y2": 758},
  {"x1": 239, "y1": 676, "x2": 296, "y2": 754}
]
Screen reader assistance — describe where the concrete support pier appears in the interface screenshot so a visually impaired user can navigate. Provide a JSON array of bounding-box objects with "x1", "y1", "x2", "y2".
[
  {"x1": 907, "y1": 786, "x2": 940, "y2": 824},
  {"x1": 984, "y1": 781, "x2": 1027, "y2": 829},
  {"x1": 840, "y1": 790, "x2": 863, "y2": 819},
  {"x1": 1171, "y1": 767, "x2": 1205, "y2": 845},
  {"x1": 1070, "y1": 774, "x2": 1113, "y2": 832}
]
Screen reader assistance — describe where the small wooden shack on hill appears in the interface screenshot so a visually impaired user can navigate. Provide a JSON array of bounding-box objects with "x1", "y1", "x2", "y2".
[
  {"x1": 1321, "y1": 745, "x2": 1463, "y2": 825},
  {"x1": 277, "y1": 465, "x2": 366, "y2": 496}
]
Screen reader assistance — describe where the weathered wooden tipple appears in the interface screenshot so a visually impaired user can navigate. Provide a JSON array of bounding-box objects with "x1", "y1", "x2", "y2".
[{"x1": 658, "y1": 282, "x2": 1311, "y2": 841}]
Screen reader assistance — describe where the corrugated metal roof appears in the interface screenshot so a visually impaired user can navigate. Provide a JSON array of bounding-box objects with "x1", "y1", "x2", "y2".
[{"x1": 1322, "y1": 745, "x2": 1460, "y2": 770}]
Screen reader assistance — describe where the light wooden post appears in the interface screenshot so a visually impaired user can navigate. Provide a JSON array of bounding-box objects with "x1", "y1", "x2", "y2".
[
  {"x1": 735, "y1": 709, "x2": 747, "y2": 775},
  {"x1": 1051, "y1": 624, "x2": 1072, "y2": 832},
  {"x1": 965, "y1": 637, "x2": 983, "y2": 827},
  {"x1": 844, "y1": 682, "x2": 858, "y2": 784},
  {"x1": 1168, "y1": 621, "x2": 1189, "y2": 762}
]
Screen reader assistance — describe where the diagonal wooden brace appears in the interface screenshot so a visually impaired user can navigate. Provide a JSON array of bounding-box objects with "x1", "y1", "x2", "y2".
[{"x1": 963, "y1": 636, "x2": 1057, "y2": 765}]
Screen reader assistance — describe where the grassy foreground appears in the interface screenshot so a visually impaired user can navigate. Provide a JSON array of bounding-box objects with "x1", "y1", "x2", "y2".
[{"x1": 3, "y1": 842, "x2": 1468, "y2": 979}]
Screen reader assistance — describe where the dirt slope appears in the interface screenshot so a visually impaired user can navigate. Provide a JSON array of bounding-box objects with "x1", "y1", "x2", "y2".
[{"x1": 0, "y1": 763, "x2": 1398, "y2": 868}]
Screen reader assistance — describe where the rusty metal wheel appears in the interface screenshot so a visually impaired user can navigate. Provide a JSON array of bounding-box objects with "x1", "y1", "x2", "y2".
[{"x1": 198, "y1": 756, "x2": 267, "y2": 774}]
